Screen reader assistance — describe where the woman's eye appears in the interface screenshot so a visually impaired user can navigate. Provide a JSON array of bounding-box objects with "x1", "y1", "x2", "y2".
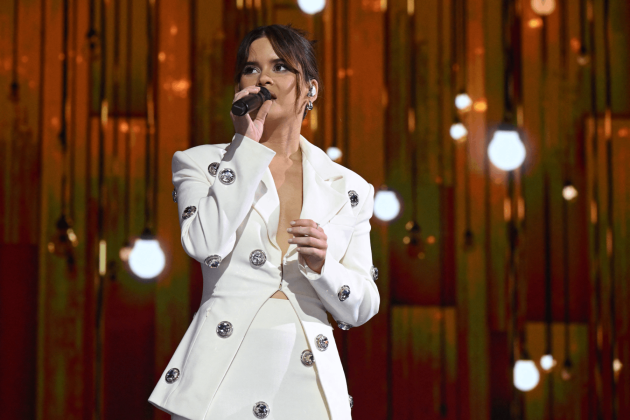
[{"x1": 243, "y1": 63, "x2": 288, "y2": 75}]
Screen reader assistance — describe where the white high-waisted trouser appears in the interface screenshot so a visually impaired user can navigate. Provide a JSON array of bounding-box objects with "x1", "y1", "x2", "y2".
[{"x1": 172, "y1": 298, "x2": 330, "y2": 420}]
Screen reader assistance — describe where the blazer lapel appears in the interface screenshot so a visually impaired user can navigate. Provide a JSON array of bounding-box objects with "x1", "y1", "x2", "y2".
[
  {"x1": 298, "y1": 135, "x2": 349, "y2": 226},
  {"x1": 251, "y1": 135, "x2": 350, "y2": 252},
  {"x1": 252, "y1": 167, "x2": 281, "y2": 250}
]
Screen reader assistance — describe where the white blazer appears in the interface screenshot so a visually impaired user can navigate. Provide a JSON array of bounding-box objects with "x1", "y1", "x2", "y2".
[{"x1": 148, "y1": 133, "x2": 380, "y2": 420}]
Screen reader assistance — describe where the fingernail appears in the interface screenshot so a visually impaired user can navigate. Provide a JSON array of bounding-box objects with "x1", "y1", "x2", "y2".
[
  {"x1": 290, "y1": 221, "x2": 296, "y2": 225},
  {"x1": 287, "y1": 228, "x2": 292, "y2": 232}
]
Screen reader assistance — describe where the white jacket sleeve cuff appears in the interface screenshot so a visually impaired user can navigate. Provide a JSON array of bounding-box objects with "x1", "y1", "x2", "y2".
[{"x1": 297, "y1": 253, "x2": 326, "y2": 280}]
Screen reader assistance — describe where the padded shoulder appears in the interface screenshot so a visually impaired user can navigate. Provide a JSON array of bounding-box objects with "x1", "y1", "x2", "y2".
[{"x1": 331, "y1": 162, "x2": 372, "y2": 205}]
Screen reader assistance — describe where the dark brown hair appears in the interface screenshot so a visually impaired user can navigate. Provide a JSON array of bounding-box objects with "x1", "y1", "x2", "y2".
[{"x1": 233, "y1": 24, "x2": 321, "y2": 120}]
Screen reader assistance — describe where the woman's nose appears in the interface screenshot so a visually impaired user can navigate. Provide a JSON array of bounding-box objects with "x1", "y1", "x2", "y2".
[{"x1": 258, "y1": 72, "x2": 274, "y2": 85}]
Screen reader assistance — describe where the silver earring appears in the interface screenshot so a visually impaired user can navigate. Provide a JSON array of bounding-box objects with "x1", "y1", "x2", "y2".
[{"x1": 306, "y1": 84, "x2": 315, "y2": 112}]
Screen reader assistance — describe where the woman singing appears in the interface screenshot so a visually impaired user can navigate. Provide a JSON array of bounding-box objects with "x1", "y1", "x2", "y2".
[{"x1": 149, "y1": 24, "x2": 380, "y2": 420}]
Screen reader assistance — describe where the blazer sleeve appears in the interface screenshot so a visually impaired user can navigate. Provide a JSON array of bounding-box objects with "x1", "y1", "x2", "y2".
[
  {"x1": 173, "y1": 134, "x2": 276, "y2": 265},
  {"x1": 298, "y1": 183, "x2": 380, "y2": 327}
]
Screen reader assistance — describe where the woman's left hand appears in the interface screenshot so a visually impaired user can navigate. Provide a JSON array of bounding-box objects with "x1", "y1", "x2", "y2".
[{"x1": 287, "y1": 219, "x2": 327, "y2": 274}]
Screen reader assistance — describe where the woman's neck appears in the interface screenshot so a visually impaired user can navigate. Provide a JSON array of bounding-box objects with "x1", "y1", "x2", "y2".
[{"x1": 258, "y1": 119, "x2": 302, "y2": 159}]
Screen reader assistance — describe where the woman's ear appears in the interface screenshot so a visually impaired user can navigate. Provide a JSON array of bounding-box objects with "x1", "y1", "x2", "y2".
[{"x1": 308, "y1": 79, "x2": 319, "y2": 104}]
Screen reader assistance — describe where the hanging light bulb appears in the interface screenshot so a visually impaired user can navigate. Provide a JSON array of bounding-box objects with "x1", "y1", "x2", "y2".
[
  {"x1": 326, "y1": 146, "x2": 342, "y2": 161},
  {"x1": 464, "y1": 229, "x2": 475, "y2": 251},
  {"x1": 450, "y1": 121, "x2": 468, "y2": 141},
  {"x1": 48, "y1": 214, "x2": 79, "y2": 263},
  {"x1": 403, "y1": 220, "x2": 425, "y2": 259},
  {"x1": 374, "y1": 186, "x2": 402, "y2": 222},
  {"x1": 128, "y1": 228, "x2": 166, "y2": 280},
  {"x1": 298, "y1": 0, "x2": 325, "y2": 14},
  {"x1": 577, "y1": 45, "x2": 590, "y2": 66},
  {"x1": 539, "y1": 353, "x2": 557, "y2": 371},
  {"x1": 531, "y1": 0, "x2": 556, "y2": 15},
  {"x1": 613, "y1": 358, "x2": 623, "y2": 382},
  {"x1": 561, "y1": 358, "x2": 573, "y2": 381},
  {"x1": 488, "y1": 124, "x2": 526, "y2": 171},
  {"x1": 119, "y1": 240, "x2": 133, "y2": 262},
  {"x1": 455, "y1": 92, "x2": 472, "y2": 111},
  {"x1": 562, "y1": 182, "x2": 578, "y2": 201},
  {"x1": 513, "y1": 350, "x2": 540, "y2": 391}
]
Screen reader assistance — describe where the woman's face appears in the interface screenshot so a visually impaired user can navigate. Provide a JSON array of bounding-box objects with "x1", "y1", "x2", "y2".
[{"x1": 237, "y1": 37, "x2": 317, "y2": 124}]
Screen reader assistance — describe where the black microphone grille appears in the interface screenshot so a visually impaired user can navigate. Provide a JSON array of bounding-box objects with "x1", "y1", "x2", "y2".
[{"x1": 258, "y1": 86, "x2": 272, "y2": 101}]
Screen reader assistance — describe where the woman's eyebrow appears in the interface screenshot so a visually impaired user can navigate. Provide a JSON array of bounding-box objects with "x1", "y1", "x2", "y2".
[{"x1": 244, "y1": 58, "x2": 284, "y2": 66}]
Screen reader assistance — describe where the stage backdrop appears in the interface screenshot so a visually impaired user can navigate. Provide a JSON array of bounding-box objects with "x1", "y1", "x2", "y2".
[{"x1": 0, "y1": 0, "x2": 629, "y2": 419}]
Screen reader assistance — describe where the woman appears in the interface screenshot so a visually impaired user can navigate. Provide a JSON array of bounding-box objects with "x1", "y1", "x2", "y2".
[{"x1": 148, "y1": 24, "x2": 380, "y2": 420}]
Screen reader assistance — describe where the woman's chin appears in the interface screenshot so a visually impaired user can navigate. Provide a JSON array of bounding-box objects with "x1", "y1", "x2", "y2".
[{"x1": 250, "y1": 109, "x2": 288, "y2": 126}]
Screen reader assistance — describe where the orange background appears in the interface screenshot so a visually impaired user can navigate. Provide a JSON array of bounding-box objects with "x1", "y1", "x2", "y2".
[{"x1": 1, "y1": 0, "x2": 629, "y2": 419}]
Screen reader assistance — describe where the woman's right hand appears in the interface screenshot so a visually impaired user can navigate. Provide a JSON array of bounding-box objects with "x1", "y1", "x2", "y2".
[{"x1": 231, "y1": 86, "x2": 274, "y2": 143}]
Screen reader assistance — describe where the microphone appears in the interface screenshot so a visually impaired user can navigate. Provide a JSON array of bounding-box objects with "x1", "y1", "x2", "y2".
[{"x1": 231, "y1": 86, "x2": 273, "y2": 116}]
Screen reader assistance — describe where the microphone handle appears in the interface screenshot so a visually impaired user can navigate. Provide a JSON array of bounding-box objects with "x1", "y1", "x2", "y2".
[{"x1": 231, "y1": 87, "x2": 272, "y2": 116}]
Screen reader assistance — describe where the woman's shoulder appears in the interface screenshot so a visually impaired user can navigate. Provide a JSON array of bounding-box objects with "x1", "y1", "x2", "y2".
[
  {"x1": 304, "y1": 138, "x2": 373, "y2": 205},
  {"x1": 329, "y1": 160, "x2": 374, "y2": 205}
]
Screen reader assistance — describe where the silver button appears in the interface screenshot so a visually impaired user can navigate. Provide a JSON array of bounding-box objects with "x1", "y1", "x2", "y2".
[
  {"x1": 182, "y1": 206, "x2": 197, "y2": 220},
  {"x1": 315, "y1": 334, "x2": 329, "y2": 351},
  {"x1": 349, "y1": 394, "x2": 353, "y2": 409},
  {"x1": 338, "y1": 285, "x2": 351, "y2": 301},
  {"x1": 218, "y1": 168, "x2": 236, "y2": 185},
  {"x1": 204, "y1": 255, "x2": 222, "y2": 268},
  {"x1": 208, "y1": 162, "x2": 220, "y2": 176},
  {"x1": 301, "y1": 349, "x2": 315, "y2": 367},
  {"x1": 371, "y1": 265, "x2": 379, "y2": 281},
  {"x1": 348, "y1": 190, "x2": 359, "y2": 207},
  {"x1": 252, "y1": 401, "x2": 270, "y2": 419},
  {"x1": 172, "y1": 188, "x2": 177, "y2": 203},
  {"x1": 165, "y1": 368, "x2": 180, "y2": 383},
  {"x1": 337, "y1": 321, "x2": 353, "y2": 330},
  {"x1": 249, "y1": 249, "x2": 267, "y2": 267},
  {"x1": 216, "y1": 321, "x2": 233, "y2": 338}
]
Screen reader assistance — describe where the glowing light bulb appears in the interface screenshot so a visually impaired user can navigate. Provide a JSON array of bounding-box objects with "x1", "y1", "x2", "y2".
[
  {"x1": 577, "y1": 49, "x2": 591, "y2": 66},
  {"x1": 374, "y1": 188, "x2": 401, "y2": 222},
  {"x1": 48, "y1": 214, "x2": 79, "y2": 265},
  {"x1": 531, "y1": 0, "x2": 556, "y2": 15},
  {"x1": 562, "y1": 183, "x2": 578, "y2": 201},
  {"x1": 455, "y1": 92, "x2": 472, "y2": 110},
  {"x1": 119, "y1": 240, "x2": 133, "y2": 262},
  {"x1": 298, "y1": 0, "x2": 325, "y2": 14},
  {"x1": 540, "y1": 353, "x2": 557, "y2": 371},
  {"x1": 128, "y1": 231, "x2": 166, "y2": 280},
  {"x1": 514, "y1": 358, "x2": 540, "y2": 391},
  {"x1": 561, "y1": 358, "x2": 573, "y2": 381},
  {"x1": 488, "y1": 126, "x2": 526, "y2": 171},
  {"x1": 326, "y1": 146, "x2": 342, "y2": 161},
  {"x1": 450, "y1": 122, "x2": 468, "y2": 141}
]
